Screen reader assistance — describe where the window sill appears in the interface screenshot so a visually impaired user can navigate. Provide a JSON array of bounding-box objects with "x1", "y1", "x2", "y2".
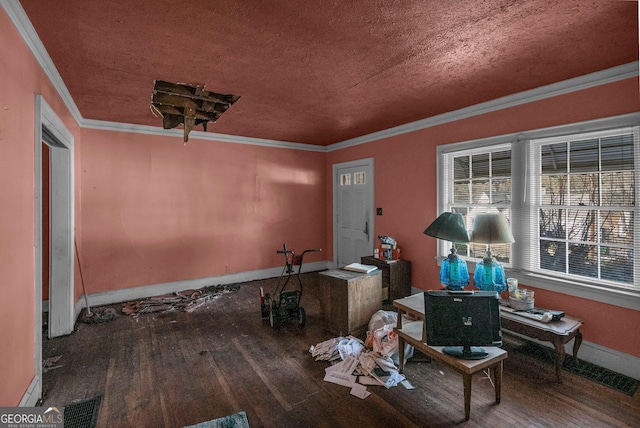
[
  {"x1": 505, "y1": 269, "x2": 640, "y2": 311},
  {"x1": 434, "y1": 256, "x2": 639, "y2": 310}
]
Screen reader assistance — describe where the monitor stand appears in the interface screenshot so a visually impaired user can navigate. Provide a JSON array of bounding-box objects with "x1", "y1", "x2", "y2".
[{"x1": 443, "y1": 345, "x2": 488, "y2": 360}]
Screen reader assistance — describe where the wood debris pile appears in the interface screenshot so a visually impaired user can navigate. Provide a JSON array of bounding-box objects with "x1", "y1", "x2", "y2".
[
  {"x1": 122, "y1": 284, "x2": 239, "y2": 317},
  {"x1": 43, "y1": 355, "x2": 63, "y2": 373}
]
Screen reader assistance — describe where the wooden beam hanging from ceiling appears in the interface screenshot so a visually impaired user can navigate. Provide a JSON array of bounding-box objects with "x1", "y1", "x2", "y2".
[{"x1": 150, "y1": 80, "x2": 240, "y2": 142}]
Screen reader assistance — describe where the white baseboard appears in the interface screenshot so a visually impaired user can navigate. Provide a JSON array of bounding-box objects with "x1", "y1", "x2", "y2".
[
  {"x1": 75, "y1": 261, "x2": 329, "y2": 311},
  {"x1": 577, "y1": 340, "x2": 640, "y2": 381},
  {"x1": 407, "y1": 286, "x2": 639, "y2": 381},
  {"x1": 504, "y1": 331, "x2": 640, "y2": 381},
  {"x1": 19, "y1": 375, "x2": 41, "y2": 407}
]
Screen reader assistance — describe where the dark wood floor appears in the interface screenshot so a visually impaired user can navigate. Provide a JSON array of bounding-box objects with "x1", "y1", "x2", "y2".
[{"x1": 42, "y1": 273, "x2": 640, "y2": 427}]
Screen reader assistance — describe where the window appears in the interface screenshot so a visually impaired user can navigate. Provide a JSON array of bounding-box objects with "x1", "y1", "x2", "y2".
[
  {"x1": 340, "y1": 173, "x2": 351, "y2": 186},
  {"x1": 531, "y1": 128, "x2": 637, "y2": 288},
  {"x1": 437, "y1": 115, "x2": 640, "y2": 305},
  {"x1": 445, "y1": 144, "x2": 512, "y2": 264}
]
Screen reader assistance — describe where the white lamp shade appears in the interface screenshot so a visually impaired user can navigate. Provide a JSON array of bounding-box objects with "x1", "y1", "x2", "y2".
[{"x1": 471, "y1": 213, "x2": 514, "y2": 244}]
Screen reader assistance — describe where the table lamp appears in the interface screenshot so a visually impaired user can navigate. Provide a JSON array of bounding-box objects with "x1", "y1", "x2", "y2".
[
  {"x1": 423, "y1": 212, "x2": 470, "y2": 290},
  {"x1": 471, "y1": 212, "x2": 514, "y2": 292}
]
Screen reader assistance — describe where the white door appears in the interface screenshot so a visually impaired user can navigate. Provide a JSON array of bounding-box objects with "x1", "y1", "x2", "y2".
[
  {"x1": 46, "y1": 131, "x2": 74, "y2": 339},
  {"x1": 333, "y1": 159, "x2": 374, "y2": 267}
]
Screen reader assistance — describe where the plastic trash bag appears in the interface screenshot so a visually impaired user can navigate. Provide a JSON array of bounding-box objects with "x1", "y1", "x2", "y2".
[{"x1": 365, "y1": 310, "x2": 414, "y2": 366}]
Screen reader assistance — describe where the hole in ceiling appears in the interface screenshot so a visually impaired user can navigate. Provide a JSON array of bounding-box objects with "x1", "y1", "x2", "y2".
[{"x1": 150, "y1": 80, "x2": 240, "y2": 143}]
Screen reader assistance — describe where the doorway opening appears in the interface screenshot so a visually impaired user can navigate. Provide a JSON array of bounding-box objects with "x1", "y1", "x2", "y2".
[
  {"x1": 41, "y1": 124, "x2": 74, "y2": 338},
  {"x1": 25, "y1": 95, "x2": 74, "y2": 406}
]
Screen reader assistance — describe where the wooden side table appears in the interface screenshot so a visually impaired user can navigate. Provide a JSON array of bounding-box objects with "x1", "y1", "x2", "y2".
[
  {"x1": 360, "y1": 256, "x2": 411, "y2": 302},
  {"x1": 500, "y1": 308, "x2": 583, "y2": 383}
]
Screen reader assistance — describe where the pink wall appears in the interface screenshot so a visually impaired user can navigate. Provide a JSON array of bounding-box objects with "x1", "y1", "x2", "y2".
[
  {"x1": 521, "y1": 286, "x2": 640, "y2": 357},
  {"x1": 327, "y1": 77, "x2": 640, "y2": 358},
  {"x1": 0, "y1": 10, "x2": 81, "y2": 405},
  {"x1": 77, "y1": 129, "x2": 326, "y2": 293}
]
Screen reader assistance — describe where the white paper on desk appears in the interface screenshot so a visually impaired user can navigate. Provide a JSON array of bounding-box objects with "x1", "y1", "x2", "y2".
[
  {"x1": 343, "y1": 263, "x2": 377, "y2": 273},
  {"x1": 324, "y1": 355, "x2": 358, "y2": 387},
  {"x1": 350, "y1": 383, "x2": 371, "y2": 399}
]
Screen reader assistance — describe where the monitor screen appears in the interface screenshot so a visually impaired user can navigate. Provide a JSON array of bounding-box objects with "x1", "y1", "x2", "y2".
[{"x1": 424, "y1": 290, "x2": 502, "y2": 360}]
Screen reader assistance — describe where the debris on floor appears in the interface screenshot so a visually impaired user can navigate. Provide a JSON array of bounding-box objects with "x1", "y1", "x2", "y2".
[
  {"x1": 122, "y1": 283, "x2": 240, "y2": 318},
  {"x1": 310, "y1": 336, "x2": 405, "y2": 399},
  {"x1": 79, "y1": 307, "x2": 117, "y2": 324},
  {"x1": 309, "y1": 310, "x2": 415, "y2": 400},
  {"x1": 43, "y1": 355, "x2": 63, "y2": 373}
]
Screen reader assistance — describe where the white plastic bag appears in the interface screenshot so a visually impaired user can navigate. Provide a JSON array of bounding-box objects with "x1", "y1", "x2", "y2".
[
  {"x1": 370, "y1": 324, "x2": 398, "y2": 356},
  {"x1": 365, "y1": 310, "x2": 414, "y2": 365}
]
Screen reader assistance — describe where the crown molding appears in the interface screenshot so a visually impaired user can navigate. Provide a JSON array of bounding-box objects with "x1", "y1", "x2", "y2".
[
  {"x1": 4, "y1": 0, "x2": 637, "y2": 153},
  {"x1": 81, "y1": 119, "x2": 327, "y2": 152},
  {"x1": 2, "y1": 0, "x2": 83, "y2": 124},
  {"x1": 326, "y1": 61, "x2": 639, "y2": 152}
]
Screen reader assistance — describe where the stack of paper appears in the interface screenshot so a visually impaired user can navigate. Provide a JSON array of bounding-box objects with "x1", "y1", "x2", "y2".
[{"x1": 343, "y1": 263, "x2": 378, "y2": 274}]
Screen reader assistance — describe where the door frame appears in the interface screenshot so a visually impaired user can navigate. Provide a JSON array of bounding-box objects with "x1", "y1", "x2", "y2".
[
  {"x1": 332, "y1": 157, "x2": 375, "y2": 268},
  {"x1": 36, "y1": 95, "x2": 75, "y2": 339},
  {"x1": 24, "y1": 95, "x2": 74, "y2": 405}
]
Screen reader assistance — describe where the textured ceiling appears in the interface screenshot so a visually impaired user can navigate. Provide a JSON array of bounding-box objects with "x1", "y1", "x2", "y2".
[{"x1": 19, "y1": 0, "x2": 639, "y2": 146}]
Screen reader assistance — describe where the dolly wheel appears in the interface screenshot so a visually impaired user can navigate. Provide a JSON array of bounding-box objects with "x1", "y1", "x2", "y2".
[
  {"x1": 269, "y1": 303, "x2": 279, "y2": 329},
  {"x1": 297, "y1": 307, "x2": 306, "y2": 327}
]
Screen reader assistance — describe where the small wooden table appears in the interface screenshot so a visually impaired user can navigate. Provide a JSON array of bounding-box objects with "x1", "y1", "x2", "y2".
[
  {"x1": 500, "y1": 306, "x2": 583, "y2": 383},
  {"x1": 360, "y1": 256, "x2": 412, "y2": 302},
  {"x1": 394, "y1": 294, "x2": 507, "y2": 421}
]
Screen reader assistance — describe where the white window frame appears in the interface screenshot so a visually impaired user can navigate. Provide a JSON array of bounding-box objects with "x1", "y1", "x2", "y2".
[
  {"x1": 528, "y1": 127, "x2": 639, "y2": 292},
  {"x1": 442, "y1": 142, "x2": 513, "y2": 266},
  {"x1": 436, "y1": 113, "x2": 640, "y2": 311}
]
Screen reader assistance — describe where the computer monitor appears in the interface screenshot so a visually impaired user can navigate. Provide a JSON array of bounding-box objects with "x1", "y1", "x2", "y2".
[{"x1": 424, "y1": 290, "x2": 502, "y2": 360}]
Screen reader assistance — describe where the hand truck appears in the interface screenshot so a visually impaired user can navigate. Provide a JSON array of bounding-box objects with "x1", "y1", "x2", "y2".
[{"x1": 261, "y1": 244, "x2": 321, "y2": 329}]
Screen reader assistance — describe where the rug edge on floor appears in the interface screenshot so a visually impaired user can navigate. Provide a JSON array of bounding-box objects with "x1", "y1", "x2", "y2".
[{"x1": 182, "y1": 411, "x2": 249, "y2": 428}]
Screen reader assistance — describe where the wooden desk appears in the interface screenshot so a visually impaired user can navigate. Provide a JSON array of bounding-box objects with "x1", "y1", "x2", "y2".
[
  {"x1": 393, "y1": 294, "x2": 507, "y2": 421},
  {"x1": 500, "y1": 306, "x2": 583, "y2": 383}
]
